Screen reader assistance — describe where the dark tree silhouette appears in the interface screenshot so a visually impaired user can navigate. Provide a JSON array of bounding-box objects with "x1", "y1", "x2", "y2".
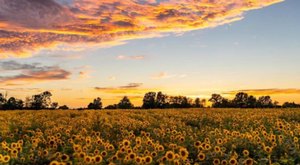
[
  {"x1": 168, "y1": 96, "x2": 193, "y2": 108},
  {"x1": 3, "y1": 97, "x2": 23, "y2": 110},
  {"x1": 31, "y1": 91, "x2": 52, "y2": 110},
  {"x1": 118, "y1": 96, "x2": 134, "y2": 109},
  {"x1": 257, "y1": 96, "x2": 273, "y2": 108},
  {"x1": 51, "y1": 102, "x2": 59, "y2": 110},
  {"x1": 59, "y1": 105, "x2": 69, "y2": 110},
  {"x1": 0, "y1": 93, "x2": 6, "y2": 109},
  {"x1": 87, "y1": 97, "x2": 102, "y2": 109},
  {"x1": 105, "y1": 104, "x2": 118, "y2": 109},
  {"x1": 282, "y1": 102, "x2": 300, "y2": 108},
  {"x1": 156, "y1": 91, "x2": 167, "y2": 108},
  {"x1": 209, "y1": 94, "x2": 231, "y2": 108},
  {"x1": 142, "y1": 92, "x2": 156, "y2": 109},
  {"x1": 247, "y1": 95, "x2": 257, "y2": 108},
  {"x1": 194, "y1": 97, "x2": 201, "y2": 108},
  {"x1": 232, "y1": 92, "x2": 249, "y2": 108}
]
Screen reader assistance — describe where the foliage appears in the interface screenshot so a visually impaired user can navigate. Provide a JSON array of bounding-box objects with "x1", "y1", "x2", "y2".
[{"x1": 87, "y1": 97, "x2": 102, "y2": 110}]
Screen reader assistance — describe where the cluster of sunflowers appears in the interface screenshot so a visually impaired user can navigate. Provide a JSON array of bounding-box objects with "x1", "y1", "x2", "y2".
[{"x1": 0, "y1": 108, "x2": 300, "y2": 164}]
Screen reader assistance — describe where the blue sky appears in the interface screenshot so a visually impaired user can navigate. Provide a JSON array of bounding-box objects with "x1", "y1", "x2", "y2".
[{"x1": 0, "y1": 0, "x2": 299, "y2": 107}]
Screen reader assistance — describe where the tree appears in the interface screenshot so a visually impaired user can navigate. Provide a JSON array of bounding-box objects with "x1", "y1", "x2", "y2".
[
  {"x1": 87, "y1": 97, "x2": 102, "y2": 109},
  {"x1": 118, "y1": 96, "x2": 134, "y2": 109},
  {"x1": 194, "y1": 97, "x2": 201, "y2": 108},
  {"x1": 257, "y1": 96, "x2": 273, "y2": 108},
  {"x1": 201, "y1": 99, "x2": 207, "y2": 107},
  {"x1": 105, "y1": 104, "x2": 118, "y2": 109},
  {"x1": 247, "y1": 95, "x2": 257, "y2": 108},
  {"x1": 31, "y1": 91, "x2": 52, "y2": 110},
  {"x1": 232, "y1": 92, "x2": 249, "y2": 108},
  {"x1": 156, "y1": 91, "x2": 167, "y2": 108},
  {"x1": 168, "y1": 96, "x2": 193, "y2": 108},
  {"x1": 3, "y1": 97, "x2": 23, "y2": 110},
  {"x1": 142, "y1": 92, "x2": 156, "y2": 109},
  {"x1": 282, "y1": 102, "x2": 300, "y2": 108},
  {"x1": 0, "y1": 93, "x2": 6, "y2": 110},
  {"x1": 59, "y1": 105, "x2": 69, "y2": 110},
  {"x1": 51, "y1": 102, "x2": 59, "y2": 110},
  {"x1": 209, "y1": 94, "x2": 231, "y2": 108}
]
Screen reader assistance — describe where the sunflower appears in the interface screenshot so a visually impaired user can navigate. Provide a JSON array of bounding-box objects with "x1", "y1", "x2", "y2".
[
  {"x1": 243, "y1": 150, "x2": 249, "y2": 157},
  {"x1": 213, "y1": 158, "x2": 221, "y2": 165},
  {"x1": 129, "y1": 153, "x2": 136, "y2": 160},
  {"x1": 145, "y1": 156, "x2": 153, "y2": 164},
  {"x1": 264, "y1": 146, "x2": 272, "y2": 154},
  {"x1": 84, "y1": 156, "x2": 92, "y2": 164},
  {"x1": 123, "y1": 139, "x2": 131, "y2": 147},
  {"x1": 229, "y1": 157, "x2": 238, "y2": 165},
  {"x1": 49, "y1": 160, "x2": 60, "y2": 165},
  {"x1": 179, "y1": 147, "x2": 189, "y2": 160},
  {"x1": 197, "y1": 152, "x2": 205, "y2": 161},
  {"x1": 61, "y1": 154, "x2": 69, "y2": 161},
  {"x1": 221, "y1": 160, "x2": 228, "y2": 165},
  {"x1": 95, "y1": 155, "x2": 103, "y2": 163},
  {"x1": 101, "y1": 151, "x2": 108, "y2": 157},
  {"x1": 243, "y1": 158, "x2": 254, "y2": 165},
  {"x1": 194, "y1": 141, "x2": 201, "y2": 148},
  {"x1": 214, "y1": 146, "x2": 221, "y2": 153},
  {"x1": 135, "y1": 156, "x2": 142, "y2": 164},
  {"x1": 165, "y1": 151, "x2": 175, "y2": 161},
  {"x1": 151, "y1": 151, "x2": 157, "y2": 157}
]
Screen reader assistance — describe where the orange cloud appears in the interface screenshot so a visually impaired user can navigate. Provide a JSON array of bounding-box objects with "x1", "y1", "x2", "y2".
[
  {"x1": 0, "y1": 0, "x2": 284, "y2": 58},
  {"x1": 94, "y1": 83, "x2": 158, "y2": 94},
  {"x1": 224, "y1": 88, "x2": 300, "y2": 96},
  {"x1": 0, "y1": 60, "x2": 71, "y2": 84}
]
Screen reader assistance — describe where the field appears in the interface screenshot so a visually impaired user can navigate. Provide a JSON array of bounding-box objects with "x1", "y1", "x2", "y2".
[{"x1": 0, "y1": 109, "x2": 300, "y2": 165}]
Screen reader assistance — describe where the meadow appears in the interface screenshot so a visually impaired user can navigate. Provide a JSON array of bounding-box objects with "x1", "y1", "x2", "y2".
[{"x1": 0, "y1": 109, "x2": 300, "y2": 165}]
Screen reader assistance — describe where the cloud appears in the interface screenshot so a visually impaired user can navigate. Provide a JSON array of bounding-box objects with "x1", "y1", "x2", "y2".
[
  {"x1": 94, "y1": 83, "x2": 150, "y2": 94},
  {"x1": 0, "y1": 60, "x2": 39, "y2": 71},
  {"x1": 116, "y1": 55, "x2": 145, "y2": 60},
  {"x1": 0, "y1": 60, "x2": 71, "y2": 84},
  {"x1": 151, "y1": 72, "x2": 187, "y2": 79},
  {"x1": 224, "y1": 88, "x2": 300, "y2": 96},
  {"x1": 0, "y1": 0, "x2": 284, "y2": 58}
]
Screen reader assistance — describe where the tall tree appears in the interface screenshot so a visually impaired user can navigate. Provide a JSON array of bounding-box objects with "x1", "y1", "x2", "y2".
[
  {"x1": 156, "y1": 91, "x2": 167, "y2": 108},
  {"x1": 194, "y1": 97, "x2": 201, "y2": 108},
  {"x1": 118, "y1": 96, "x2": 134, "y2": 109},
  {"x1": 232, "y1": 92, "x2": 249, "y2": 108},
  {"x1": 0, "y1": 93, "x2": 6, "y2": 110},
  {"x1": 88, "y1": 97, "x2": 102, "y2": 109},
  {"x1": 142, "y1": 92, "x2": 156, "y2": 109},
  {"x1": 31, "y1": 91, "x2": 52, "y2": 110},
  {"x1": 257, "y1": 96, "x2": 273, "y2": 108},
  {"x1": 209, "y1": 94, "x2": 230, "y2": 108},
  {"x1": 247, "y1": 95, "x2": 257, "y2": 108}
]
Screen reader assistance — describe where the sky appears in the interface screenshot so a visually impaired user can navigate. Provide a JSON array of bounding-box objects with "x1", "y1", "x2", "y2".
[{"x1": 0, "y1": 0, "x2": 300, "y2": 108}]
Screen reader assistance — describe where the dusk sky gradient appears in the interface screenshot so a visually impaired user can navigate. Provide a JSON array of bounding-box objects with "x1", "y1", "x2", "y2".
[{"x1": 0, "y1": 0, "x2": 299, "y2": 108}]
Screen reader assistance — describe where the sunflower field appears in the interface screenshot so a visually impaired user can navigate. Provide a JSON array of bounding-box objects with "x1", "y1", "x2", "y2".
[{"x1": 0, "y1": 109, "x2": 300, "y2": 165}]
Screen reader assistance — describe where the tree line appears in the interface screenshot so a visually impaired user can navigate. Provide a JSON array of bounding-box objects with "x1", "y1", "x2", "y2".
[
  {"x1": 0, "y1": 91, "x2": 69, "y2": 110},
  {"x1": 0, "y1": 91, "x2": 299, "y2": 110}
]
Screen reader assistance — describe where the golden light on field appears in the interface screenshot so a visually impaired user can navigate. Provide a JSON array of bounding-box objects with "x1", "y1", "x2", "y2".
[{"x1": 0, "y1": 109, "x2": 300, "y2": 164}]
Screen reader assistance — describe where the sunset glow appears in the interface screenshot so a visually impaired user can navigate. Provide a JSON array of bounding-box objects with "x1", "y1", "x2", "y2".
[{"x1": 1, "y1": 0, "x2": 300, "y2": 108}]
